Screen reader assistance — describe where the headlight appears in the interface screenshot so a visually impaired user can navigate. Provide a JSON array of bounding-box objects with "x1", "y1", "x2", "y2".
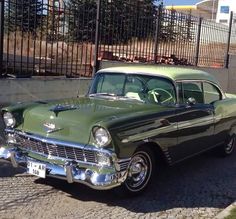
[
  {"x1": 3, "y1": 112, "x2": 16, "y2": 127},
  {"x1": 93, "y1": 127, "x2": 111, "y2": 147}
]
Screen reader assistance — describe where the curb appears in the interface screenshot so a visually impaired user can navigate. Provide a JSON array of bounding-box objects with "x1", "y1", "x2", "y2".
[{"x1": 215, "y1": 201, "x2": 236, "y2": 219}]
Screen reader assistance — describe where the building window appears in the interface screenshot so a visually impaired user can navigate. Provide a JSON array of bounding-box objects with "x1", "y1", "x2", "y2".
[
  {"x1": 220, "y1": 6, "x2": 229, "y2": 14},
  {"x1": 219, "y1": 19, "x2": 228, "y2": 23}
]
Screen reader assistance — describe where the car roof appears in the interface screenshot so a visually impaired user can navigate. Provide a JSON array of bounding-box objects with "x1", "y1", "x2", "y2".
[{"x1": 97, "y1": 65, "x2": 219, "y2": 85}]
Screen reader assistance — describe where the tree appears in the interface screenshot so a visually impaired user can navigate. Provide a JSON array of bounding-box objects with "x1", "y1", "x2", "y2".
[
  {"x1": 65, "y1": 0, "x2": 157, "y2": 44},
  {"x1": 182, "y1": 12, "x2": 194, "y2": 42},
  {"x1": 129, "y1": 0, "x2": 157, "y2": 39},
  {"x1": 66, "y1": 0, "x2": 97, "y2": 42},
  {"x1": 157, "y1": 5, "x2": 194, "y2": 43},
  {"x1": 45, "y1": 0, "x2": 67, "y2": 41},
  {"x1": 5, "y1": 0, "x2": 43, "y2": 33},
  {"x1": 159, "y1": 8, "x2": 178, "y2": 42}
]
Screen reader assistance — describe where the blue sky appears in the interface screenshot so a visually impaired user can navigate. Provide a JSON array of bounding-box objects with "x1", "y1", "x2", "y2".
[{"x1": 163, "y1": 0, "x2": 200, "y2": 6}]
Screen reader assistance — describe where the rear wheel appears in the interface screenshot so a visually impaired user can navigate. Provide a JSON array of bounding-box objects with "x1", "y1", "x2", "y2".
[{"x1": 117, "y1": 147, "x2": 156, "y2": 196}]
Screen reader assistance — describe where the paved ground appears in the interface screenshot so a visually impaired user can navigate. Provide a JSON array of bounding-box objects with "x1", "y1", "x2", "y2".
[
  {"x1": 0, "y1": 116, "x2": 236, "y2": 219},
  {"x1": 0, "y1": 149, "x2": 236, "y2": 219}
]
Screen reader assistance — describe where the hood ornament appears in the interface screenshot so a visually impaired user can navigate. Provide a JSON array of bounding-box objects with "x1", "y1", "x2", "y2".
[
  {"x1": 49, "y1": 104, "x2": 79, "y2": 116},
  {"x1": 43, "y1": 122, "x2": 63, "y2": 133}
]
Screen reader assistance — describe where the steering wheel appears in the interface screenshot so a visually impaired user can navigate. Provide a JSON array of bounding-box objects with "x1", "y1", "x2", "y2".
[{"x1": 148, "y1": 88, "x2": 173, "y2": 103}]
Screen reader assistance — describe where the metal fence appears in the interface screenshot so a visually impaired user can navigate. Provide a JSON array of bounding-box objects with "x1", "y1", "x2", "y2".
[
  {"x1": 99, "y1": 1, "x2": 236, "y2": 69},
  {"x1": 1, "y1": 0, "x2": 95, "y2": 78},
  {"x1": 0, "y1": 0, "x2": 235, "y2": 78}
]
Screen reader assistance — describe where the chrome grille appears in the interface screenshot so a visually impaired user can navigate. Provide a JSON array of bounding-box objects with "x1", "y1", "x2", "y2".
[{"x1": 15, "y1": 134, "x2": 97, "y2": 163}]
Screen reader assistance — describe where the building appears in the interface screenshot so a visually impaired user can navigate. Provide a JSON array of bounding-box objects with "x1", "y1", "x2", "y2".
[
  {"x1": 48, "y1": 0, "x2": 66, "y2": 35},
  {"x1": 165, "y1": 0, "x2": 218, "y2": 20},
  {"x1": 165, "y1": 0, "x2": 236, "y2": 25},
  {"x1": 216, "y1": 0, "x2": 236, "y2": 25}
]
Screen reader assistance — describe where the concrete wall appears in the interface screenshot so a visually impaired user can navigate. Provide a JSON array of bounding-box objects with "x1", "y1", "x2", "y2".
[
  {"x1": 0, "y1": 78, "x2": 91, "y2": 106},
  {"x1": 100, "y1": 57, "x2": 236, "y2": 94},
  {"x1": 0, "y1": 55, "x2": 235, "y2": 106}
]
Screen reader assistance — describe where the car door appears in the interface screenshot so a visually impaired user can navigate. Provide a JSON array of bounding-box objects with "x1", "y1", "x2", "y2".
[
  {"x1": 168, "y1": 81, "x2": 215, "y2": 163},
  {"x1": 204, "y1": 82, "x2": 227, "y2": 145}
]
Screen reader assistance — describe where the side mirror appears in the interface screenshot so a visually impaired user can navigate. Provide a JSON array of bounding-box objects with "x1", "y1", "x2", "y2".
[{"x1": 187, "y1": 97, "x2": 196, "y2": 106}]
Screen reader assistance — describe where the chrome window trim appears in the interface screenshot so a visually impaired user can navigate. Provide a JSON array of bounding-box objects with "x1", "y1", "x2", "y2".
[{"x1": 90, "y1": 72, "x2": 179, "y2": 105}]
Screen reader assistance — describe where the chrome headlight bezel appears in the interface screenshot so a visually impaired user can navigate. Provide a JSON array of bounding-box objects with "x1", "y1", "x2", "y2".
[
  {"x1": 96, "y1": 152, "x2": 112, "y2": 166},
  {"x1": 92, "y1": 126, "x2": 111, "y2": 147},
  {"x1": 3, "y1": 112, "x2": 16, "y2": 128}
]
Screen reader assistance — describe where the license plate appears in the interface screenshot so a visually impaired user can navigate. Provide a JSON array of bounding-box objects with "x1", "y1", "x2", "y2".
[{"x1": 27, "y1": 161, "x2": 46, "y2": 178}]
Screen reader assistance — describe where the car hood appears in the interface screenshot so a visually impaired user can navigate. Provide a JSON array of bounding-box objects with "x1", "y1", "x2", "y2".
[{"x1": 15, "y1": 97, "x2": 169, "y2": 145}]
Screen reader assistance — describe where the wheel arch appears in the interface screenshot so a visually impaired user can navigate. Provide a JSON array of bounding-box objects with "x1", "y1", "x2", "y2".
[
  {"x1": 229, "y1": 123, "x2": 236, "y2": 137},
  {"x1": 135, "y1": 141, "x2": 170, "y2": 165}
]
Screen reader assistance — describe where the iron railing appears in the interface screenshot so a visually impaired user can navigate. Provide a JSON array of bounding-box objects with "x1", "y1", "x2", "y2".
[
  {"x1": 99, "y1": 2, "x2": 236, "y2": 68},
  {"x1": 0, "y1": 0, "x2": 235, "y2": 78},
  {"x1": 2, "y1": 0, "x2": 95, "y2": 78}
]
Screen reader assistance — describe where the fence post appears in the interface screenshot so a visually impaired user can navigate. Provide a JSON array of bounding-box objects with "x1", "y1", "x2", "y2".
[
  {"x1": 154, "y1": 5, "x2": 162, "y2": 64},
  {"x1": 195, "y1": 17, "x2": 202, "y2": 67},
  {"x1": 93, "y1": 0, "x2": 101, "y2": 76},
  {"x1": 0, "y1": 0, "x2": 4, "y2": 78},
  {"x1": 224, "y1": 11, "x2": 233, "y2": 69}
]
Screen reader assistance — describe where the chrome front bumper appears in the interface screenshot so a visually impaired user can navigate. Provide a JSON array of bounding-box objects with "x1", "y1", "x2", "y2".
[{"x1": 0, "y1": 145, "x2": 130, "y2": 190}]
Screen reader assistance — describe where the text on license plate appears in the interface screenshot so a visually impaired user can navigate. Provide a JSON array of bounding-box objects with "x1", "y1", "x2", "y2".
[{"x1": 27, "y1": 161, "x2": 46, "y2": 178}]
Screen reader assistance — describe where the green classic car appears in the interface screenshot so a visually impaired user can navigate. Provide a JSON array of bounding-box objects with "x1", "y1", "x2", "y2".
[{"x1": 1, "y1": 66, "x2": 236, "y2": 195}]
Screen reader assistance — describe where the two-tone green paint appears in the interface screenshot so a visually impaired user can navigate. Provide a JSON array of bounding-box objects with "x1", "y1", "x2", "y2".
[
  {"x1": 97, "y1": 66, "x2": 220, "y2": 85},
  {"x1": 2, "y1": 66, "x2": 236, "y2": 165}
]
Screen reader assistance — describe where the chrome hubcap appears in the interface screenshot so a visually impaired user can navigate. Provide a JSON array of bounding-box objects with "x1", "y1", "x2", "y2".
[
  {"x1": 225, "y1": 137, "x2": 235, "y2": 153},
  {"x1": 125, "y1": 152, "x2": 151, "y2": 191}
]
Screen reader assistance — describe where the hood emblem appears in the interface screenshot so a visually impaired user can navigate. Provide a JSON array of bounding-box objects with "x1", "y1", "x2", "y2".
[
  {"x1": 50, "y1": 104, "x2": 79, "y2": 116},
  {"x1": 43, "y1": 122, "x2": 63, "y2": 133}
]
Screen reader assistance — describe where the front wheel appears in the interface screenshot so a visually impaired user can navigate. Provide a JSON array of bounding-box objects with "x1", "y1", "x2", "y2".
[
  {"x1": 218, "y1": 135, "x2": 236, "y2": 157},
  {"x1": 118, "y1": 147, "x2": 156, "y2": 196}
]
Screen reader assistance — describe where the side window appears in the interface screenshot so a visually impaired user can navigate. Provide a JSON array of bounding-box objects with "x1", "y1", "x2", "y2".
[
  {"x1": 203, "y1": 82, "x2": 221, "y2": 104},
  {"x1": 182, "y1": 81, "x2": 203, "y2": 104},
  {"x1": 146, "y1": 78, "x2": 176, "y2": 104}
]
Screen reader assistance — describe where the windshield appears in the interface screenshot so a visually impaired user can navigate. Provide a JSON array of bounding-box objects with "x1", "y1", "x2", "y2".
[{"x1": 89, "y1": 73, "x2": 176, "y2": 104}]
